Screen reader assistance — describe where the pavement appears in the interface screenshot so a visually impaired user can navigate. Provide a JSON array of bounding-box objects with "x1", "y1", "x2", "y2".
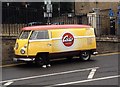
[{"x1": 1, "y1": 52, "x2": 120, "y2": 86}]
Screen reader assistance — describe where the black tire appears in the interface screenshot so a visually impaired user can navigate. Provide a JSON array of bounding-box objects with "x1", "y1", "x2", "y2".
[
  {"x1": 79, "y1": 51, "x2": 91, "y2": 61},
  {"x1": 35, "y1": 54, "x2": 45, "y2": 66},
  {"x1": 66, "y1": 56, "x2": 73, "y2": 61}
]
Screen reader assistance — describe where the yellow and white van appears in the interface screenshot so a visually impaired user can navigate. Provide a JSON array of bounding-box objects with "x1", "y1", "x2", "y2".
[{"x1": 13, "y1": 24, "x2": 98, "y2": 65}]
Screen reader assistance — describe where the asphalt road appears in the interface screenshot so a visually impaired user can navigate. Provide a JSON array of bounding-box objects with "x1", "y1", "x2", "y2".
[{"x1": 1, "y1": 53, "x2": 120, "y2": 87}]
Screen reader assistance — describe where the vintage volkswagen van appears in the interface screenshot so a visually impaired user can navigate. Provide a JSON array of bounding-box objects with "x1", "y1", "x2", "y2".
[{"x1": 13, "y1": 25, "x2": 97, "y2": 65}]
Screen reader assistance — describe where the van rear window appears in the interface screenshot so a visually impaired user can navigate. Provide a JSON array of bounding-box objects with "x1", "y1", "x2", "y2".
[
  {"x1": 30, "y1": 30, "x2": 49, "y2": 40},
  {"x1": 19, "y1": 31, "x2": 31, "y2": 39}
]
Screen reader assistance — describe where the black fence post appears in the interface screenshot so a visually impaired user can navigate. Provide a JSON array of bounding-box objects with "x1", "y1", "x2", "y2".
[
  {"x1": 110, "y1": 17, "x2": 115, "y2": 35},
  {"x1": 8, "y1": 24, "x2": 10, "y2": 36}
]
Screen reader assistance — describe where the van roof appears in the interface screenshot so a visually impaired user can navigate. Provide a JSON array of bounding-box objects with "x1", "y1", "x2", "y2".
[{"x1": 22, "y1": 24, "x2": 91, "y2": 31}]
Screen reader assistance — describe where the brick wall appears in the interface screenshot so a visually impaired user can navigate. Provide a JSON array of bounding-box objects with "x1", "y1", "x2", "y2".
[
  {"x1": 75, "y1": 2, "x2": 118, "y2": 15},
  {"x1": 75, "y1": 2, "x2": 119, "y2": 35}
]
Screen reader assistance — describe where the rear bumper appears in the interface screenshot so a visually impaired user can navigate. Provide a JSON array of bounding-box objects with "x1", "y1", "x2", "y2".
[
  {"x1": 91, "y1": 49, "x2": 98, "y2": 55},
  {"x1": 13, "y1": 57, "x2": 35, "y2": 62}
]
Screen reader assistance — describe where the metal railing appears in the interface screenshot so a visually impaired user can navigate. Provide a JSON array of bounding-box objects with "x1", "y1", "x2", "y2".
[
  {"x1": 2, "y1": 6, "x2": 119, "y2": 37},
  {"x1": 87, "y1": 14, "x2": 118, "y2": 36},
  {"x1": 2, "y1": 24, "x2": 26, "y2": 36}
]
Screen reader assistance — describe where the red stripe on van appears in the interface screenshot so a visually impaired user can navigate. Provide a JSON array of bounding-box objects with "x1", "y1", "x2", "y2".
[{"x1": 22, "y1": 24, "x2": 91, "y2": 31}]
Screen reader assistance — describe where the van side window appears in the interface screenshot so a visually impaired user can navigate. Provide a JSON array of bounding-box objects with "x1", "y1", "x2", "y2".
[
  {"x1": 29, "y1": 31, "x2": 38, "y2": 40},
  {"x1": 30, "y1": 30, "x2": 49, "y2": 40}
]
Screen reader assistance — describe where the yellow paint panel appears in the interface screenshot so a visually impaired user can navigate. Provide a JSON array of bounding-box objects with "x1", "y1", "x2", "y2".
[
  {"x1": 51, "y1": 28, "x2": 96, "y2": 53},
  {"x1": 28, "y1": 40, "x2": 52, "y2": 56},
  {"x1": 14, "y1": 39, "x2": 28, "y2": 56}
]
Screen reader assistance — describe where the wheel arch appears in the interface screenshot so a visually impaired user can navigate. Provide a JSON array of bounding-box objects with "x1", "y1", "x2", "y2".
[{"x1": 36, "y1": 52, "x2": 49, "y2": 58}]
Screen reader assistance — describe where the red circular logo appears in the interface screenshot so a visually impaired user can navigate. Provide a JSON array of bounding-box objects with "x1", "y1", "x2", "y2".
[{"x1": 62, "y1": 33, "x2": 74, "y2": 47}]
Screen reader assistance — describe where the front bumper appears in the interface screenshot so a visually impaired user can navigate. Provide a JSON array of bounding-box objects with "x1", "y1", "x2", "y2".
[{"x1": 13, "y1": 57, "x2": 35, "y2": 62}]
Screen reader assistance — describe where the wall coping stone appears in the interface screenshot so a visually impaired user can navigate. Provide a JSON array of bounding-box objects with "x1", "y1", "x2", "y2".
[{"x1": 96, "y1": 36, "x2": 120, "y2": 42}]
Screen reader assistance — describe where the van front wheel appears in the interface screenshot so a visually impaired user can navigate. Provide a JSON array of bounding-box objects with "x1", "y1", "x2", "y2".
[
  {"x1": 35, "y1": 55, "x2": 44, "y2": 66},
  {"x1": 79, "y1": 51, "x2": 91, "y2": 61}
]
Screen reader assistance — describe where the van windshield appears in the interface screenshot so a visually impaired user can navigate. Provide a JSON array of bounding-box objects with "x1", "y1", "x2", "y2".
[{"x1": 19, "y1": 31, "x2": 31, "y2": 39}]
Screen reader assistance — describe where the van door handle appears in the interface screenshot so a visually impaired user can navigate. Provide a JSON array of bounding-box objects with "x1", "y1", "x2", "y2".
[{"x1": 47, "y1": 43, "x2": 52, "y2": 46}]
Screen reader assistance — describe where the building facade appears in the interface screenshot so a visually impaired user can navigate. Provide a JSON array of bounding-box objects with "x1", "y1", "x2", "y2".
[{"x1": 75, "y1": 2, "x2": 118, "y2": 16}]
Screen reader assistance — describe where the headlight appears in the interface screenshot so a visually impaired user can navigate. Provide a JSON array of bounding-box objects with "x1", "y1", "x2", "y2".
[
  {"x1": 20, "y1": 49, "x2": 25, "y2": 54},
  {"x1": 14, "y1": 43, "x2": 18, "y2": 50}
]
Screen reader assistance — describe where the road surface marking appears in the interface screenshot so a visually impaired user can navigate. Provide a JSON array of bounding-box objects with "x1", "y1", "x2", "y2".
[
  {"x1": 0, "y1": 67, "x2": 99, "y2": 84},
  {"x1": 0, "y1": 63, "x2": 25, "y2": 68},
  {"x1": 48, "y1": 75, "x2": 120, "y2": 86},
  {"x1": 87, "y1": 68, "x2": 97, "y2": 79},
  {"x1": 4, "y1": 81, "x2": 13, "y2": 86}
]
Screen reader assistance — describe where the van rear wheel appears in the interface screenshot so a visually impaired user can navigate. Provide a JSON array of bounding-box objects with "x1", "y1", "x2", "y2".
[{"x1": 79, "y1": 51, "x2": 91, "y2": 61}]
